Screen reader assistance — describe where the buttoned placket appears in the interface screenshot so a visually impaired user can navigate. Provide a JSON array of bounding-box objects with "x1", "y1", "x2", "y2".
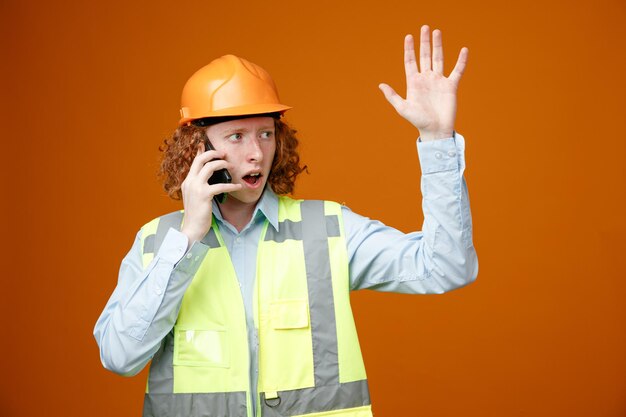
[{"x1": 214, "y1": 209, "x2": 267, "y2": 417}]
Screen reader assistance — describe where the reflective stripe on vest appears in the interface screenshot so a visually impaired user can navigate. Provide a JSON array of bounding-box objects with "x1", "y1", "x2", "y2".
[{"x1": 139, "y1": 197, "x2": 371, "y2": 417}]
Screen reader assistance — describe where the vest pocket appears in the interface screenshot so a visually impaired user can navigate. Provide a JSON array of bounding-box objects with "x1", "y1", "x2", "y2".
[
  {"x1": 270, "y1": 299, "x2": 310, "y2": 329},
  {"x1": 173, "y1": 328, "x2": 230, "y2": 368},
  {"x1": 263, "y1": 299, "x2": 315, "y2": 389}
]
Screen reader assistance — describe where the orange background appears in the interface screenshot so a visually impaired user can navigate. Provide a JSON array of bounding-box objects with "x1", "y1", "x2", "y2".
[{"x1": 2, "y1": 0, "x2": 625, "y2": 416}]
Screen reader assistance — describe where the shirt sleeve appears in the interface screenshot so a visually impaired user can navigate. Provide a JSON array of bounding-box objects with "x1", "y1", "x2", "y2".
[
  {"x1": 93, "y1": 228, "x2": 208, "y2": 376},
  {"x1": 345, "y1": 132, "x2": 478, "y2": 293}
]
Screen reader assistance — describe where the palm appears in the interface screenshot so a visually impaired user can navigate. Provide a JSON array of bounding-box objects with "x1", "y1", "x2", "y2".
[{"x1": 380, "y1": 25, "x2": 468, "y2": 140}]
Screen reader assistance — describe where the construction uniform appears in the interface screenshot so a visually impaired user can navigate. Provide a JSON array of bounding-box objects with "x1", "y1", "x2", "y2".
[{"x1": 94, "y1": 133, "x2": 478, "y2": 417}]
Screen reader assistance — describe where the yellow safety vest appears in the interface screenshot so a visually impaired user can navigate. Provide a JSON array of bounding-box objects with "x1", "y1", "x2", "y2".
[{"x1": 139, "y1": 197, "x2": 372, "y2": 417}]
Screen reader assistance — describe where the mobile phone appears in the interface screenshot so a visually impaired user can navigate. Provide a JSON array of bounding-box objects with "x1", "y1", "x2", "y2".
[{"x1": 204, "y1": 137, "x2": 232, "y2": 203}]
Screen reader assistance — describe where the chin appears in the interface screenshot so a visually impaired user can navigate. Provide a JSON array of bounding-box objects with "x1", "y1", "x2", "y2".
[{"x1": 227, "y1": 190, "x2": 263, "y2": 205}]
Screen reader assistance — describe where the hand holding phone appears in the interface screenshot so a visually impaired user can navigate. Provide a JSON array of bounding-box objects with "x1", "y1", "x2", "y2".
[{"x1": 204, "y1": 137, "x2": 232, "y2": 203}]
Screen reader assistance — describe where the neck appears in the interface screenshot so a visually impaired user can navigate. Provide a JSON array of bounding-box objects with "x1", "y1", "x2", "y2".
[{"x1": 218, "y1": 195, "x2": 259, "y2": 232}]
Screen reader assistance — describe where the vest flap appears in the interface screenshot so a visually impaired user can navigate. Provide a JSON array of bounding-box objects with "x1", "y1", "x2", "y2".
[{"x1": 270, "y1": 299, "x2": 310, "y2": 329}]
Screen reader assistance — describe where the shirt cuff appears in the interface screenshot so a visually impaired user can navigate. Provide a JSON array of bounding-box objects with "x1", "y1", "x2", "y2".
[
  {"x1": 175, "y1": 240, "x2": 209, "y2": 274},
  {"x1": 156, "y1": 228, "x2": 210, "y2": 273},
  {"x1": 156, "y1": 228, "x2": 189, "y2": 264},
  {"x1": 416, "y1": 134, "x2": 461, "y2": 174}
]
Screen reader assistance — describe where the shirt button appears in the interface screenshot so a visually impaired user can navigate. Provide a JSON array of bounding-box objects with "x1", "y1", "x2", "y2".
[
  {"x1": 186, "y1": 253, "x2": 192, "y2": 259},
  {"x1": 447, "y1": 151, "x2": 456, "y2": 157},
  {"x1": 155, "y1": 286, "x2": 163, "y2": 295},
  {"x1": 435, "y1": 152, "x2": 443, "y2": 159},
  {"x1": 235, "y1": 237, "x2": 242, "y2": 244}
]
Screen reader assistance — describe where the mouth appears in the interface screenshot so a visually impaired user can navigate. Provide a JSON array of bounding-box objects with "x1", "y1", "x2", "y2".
[{"x1": 242, "y1": 172, "x2": 263, "y2": 187}]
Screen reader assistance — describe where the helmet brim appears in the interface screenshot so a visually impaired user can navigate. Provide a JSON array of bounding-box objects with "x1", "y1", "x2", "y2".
[{"x1": 179, "y1": 103, "x2": 292, "y2": 126}]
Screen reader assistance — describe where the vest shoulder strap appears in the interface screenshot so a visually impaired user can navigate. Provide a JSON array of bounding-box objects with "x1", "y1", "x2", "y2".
[{"x1": 140, "y1": 211, "x2": 184, "y2": 266}]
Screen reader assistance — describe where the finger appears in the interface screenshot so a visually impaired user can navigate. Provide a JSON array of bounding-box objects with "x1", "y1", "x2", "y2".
[
  {"x1": 432, "y1": 29, "x2": 444, "y2": 74},
  {"x1": 404, "y1": 34, "x2": 418, "y2": 80},
  {"x1": 188, "y1": 141, "x2": 209, "y2": 174},
  {"x1": 378, "y1": 83, "x2": 406, "y2": 114},
  {"x1": 188, "y1": 147, "x2": 204, "y2": 176},
  {"x1": 197, "y1": 159, "x2": 231, "y2": 183},
  {"x1": 449, "y1": 47, "x2": 469, "y2": 84},
  {"x1": 419, "y1": 24, "x2": 431, "y2": 72},
  {"x1": 200, "y1": 148, "x2": 225, "y2": 160},
  {"x1": 210, "y1": 182, "x2": 243, "y2": 196},
  {"x1": 187, "y1": 144, "x2": 224, "y2": 176},
  {"x1": 190, "y1": 149, "x2": 226, "y2": 174}
]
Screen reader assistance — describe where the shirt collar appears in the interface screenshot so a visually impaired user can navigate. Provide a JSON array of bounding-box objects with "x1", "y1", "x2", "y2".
[
  {"x1": 211, "y1": 186, "x2": 279, "y2": 231},
  {"x1": 257, "y1": 186, "x2": 279, "y2": 231}
]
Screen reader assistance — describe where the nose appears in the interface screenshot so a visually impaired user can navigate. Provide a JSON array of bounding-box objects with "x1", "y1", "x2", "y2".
[{"x1": 246, "y1": 138, "x2": 263, "y2": 163}]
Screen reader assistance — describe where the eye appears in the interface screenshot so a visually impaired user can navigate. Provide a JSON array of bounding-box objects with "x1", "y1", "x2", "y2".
[
  {"x1": 260, "y1": 131, "x2": 274, "y2": 140},
  {"x1": 227, "y1": 133, "x2": 243, "y2": 142}
]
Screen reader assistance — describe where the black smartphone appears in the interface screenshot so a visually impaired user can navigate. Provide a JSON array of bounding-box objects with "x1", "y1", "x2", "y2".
[{"x1": 204, "y1": 137, "x2": 232, "y2": 203}]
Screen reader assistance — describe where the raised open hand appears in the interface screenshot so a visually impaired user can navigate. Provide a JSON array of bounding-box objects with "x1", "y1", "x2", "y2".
[{"x1": 379, "y1": 25, "x2": 468, "y2": 141}]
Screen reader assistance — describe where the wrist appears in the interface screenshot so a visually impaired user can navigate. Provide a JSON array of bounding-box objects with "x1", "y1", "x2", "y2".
[
  {"x1": 181, "y1": 225, "x2": 207, "y2": 246},
  {"x1": 419, "y1": 130, "x2": 455, "y2": 142}
]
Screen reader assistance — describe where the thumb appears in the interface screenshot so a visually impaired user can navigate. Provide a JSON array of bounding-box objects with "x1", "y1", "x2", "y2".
[{"x1": 378, "y1": 83, "x2": 405, "y2": 113}]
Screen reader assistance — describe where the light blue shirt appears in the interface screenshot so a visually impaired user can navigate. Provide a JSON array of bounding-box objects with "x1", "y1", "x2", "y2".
[{"x1": 94, "y1": 133, "x2": 478, "y2": 415}]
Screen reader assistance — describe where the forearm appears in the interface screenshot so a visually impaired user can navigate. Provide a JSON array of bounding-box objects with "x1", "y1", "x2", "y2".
[
  {"x1": 417, "y1": 133, "x2": 477, "y2": 291},
  {"x1": 347, "y1": 132, "x2": 477, "y2": 293},
  {"x1": 93, "y1": 229, "x2": 208, "y2": 375}
]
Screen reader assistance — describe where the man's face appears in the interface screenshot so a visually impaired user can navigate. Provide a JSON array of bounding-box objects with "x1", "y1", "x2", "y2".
[{"x1": 204, "y1": 116, "x2": 276, "y2": 205}]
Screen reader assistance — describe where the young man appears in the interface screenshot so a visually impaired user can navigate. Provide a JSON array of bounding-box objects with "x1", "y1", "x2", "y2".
[{"x1": 95, "y1": 25, "x2": 477, "y2": 417}]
